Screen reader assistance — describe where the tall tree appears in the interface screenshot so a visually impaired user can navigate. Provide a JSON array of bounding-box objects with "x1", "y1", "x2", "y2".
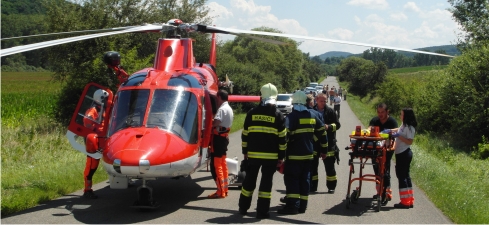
[{"x1": 448, "y1": 0, "x2": 489, "y2": 48}]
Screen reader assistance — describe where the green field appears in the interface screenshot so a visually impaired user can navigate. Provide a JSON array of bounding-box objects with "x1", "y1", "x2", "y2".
[{"x1": 388, "y1": 65, "x2": 448, "y2": 74}]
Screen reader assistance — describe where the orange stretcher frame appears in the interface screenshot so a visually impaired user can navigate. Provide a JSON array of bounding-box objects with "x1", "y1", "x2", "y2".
[{"x1": 344, "y1": 135, "x2": 392, "y2": 212}]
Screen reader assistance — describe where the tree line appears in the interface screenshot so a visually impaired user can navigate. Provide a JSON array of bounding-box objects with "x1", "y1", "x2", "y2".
[{"x1": 318, "y1": 47, "x2": 452, "y2": 77}]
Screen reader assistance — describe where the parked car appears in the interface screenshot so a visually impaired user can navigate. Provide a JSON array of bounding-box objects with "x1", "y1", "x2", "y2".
[
  {"x1": 276, "y1": 94, "x2": 293, "y2": 114},
  {"x1": 315, "y1": 84, "x2": 324, "y2": 93},
  {"x1": 308, "y1": 82, "x2": 319, "y2": 88},
  {"x1": 303, "y1": 87, "x2": 317, "y2": 96}
]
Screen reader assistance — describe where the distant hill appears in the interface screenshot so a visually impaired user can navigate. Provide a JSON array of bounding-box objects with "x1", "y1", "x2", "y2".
[
  {"x1": 316, "y1": 44, "x2": 460, "y2": 59},
  {"x1": 317, "y1": 51, "x2": 352, "y2": 59}
]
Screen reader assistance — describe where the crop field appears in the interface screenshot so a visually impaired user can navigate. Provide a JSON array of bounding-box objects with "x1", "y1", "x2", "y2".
[
  {"x1": 1, "y1": 72, "x2": 60, "y2": 127},
  {"x1": 388, "y1": 65, "x2": 448, "y2": 74}
]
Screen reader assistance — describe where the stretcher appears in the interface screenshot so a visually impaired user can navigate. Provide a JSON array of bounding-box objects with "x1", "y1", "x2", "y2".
[{"x1": 344, "y1": 132, "x2": 392, "y2": 212}]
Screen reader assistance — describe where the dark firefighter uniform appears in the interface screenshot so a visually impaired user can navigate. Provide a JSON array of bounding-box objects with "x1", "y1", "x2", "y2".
[
  {"x1": 312, "y1": 102, "x2": 341, "y2": 193},
  {"x1": 278, "y1": 91, "x2": 328, "y2": 214},
  {"x1": 238, "y1": 83, "x2": 286, "y2": 219}
]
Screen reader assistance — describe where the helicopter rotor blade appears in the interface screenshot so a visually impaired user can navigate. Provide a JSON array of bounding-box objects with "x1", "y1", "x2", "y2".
[
  {"x1": 0, "y1": 26, "x2": 141, "y2": 41},
  {"x1": 201, "y1": 26, "x2": 455, "y2": 58},
  {"x1": 0, "y1": 24, "x2": 165, "y2": 57}
]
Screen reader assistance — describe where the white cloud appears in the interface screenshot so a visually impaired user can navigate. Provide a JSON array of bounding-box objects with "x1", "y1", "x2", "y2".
[
  {"x1": 347, "y1": 0, "x2": 389, "y2": 10},
  {"x1": 390, "y1": 13, "x2": 408, "y2": 21},
  {"x1": 365, "y1": 14, "x2": 384, "y2": 23},
  {"x1": 328, "y1": 28, "x2": 354, "y2": 40},
  {"x1": 210, "y1": 0, "x2": 308, "y2": 35},
  {"x1": 413, "y1": 21, "x2": 439, "y2": 39},
  {"x1": 230, "y1": 0, "x2": 271, "y2": 15},
  {"x1": 207, "y1": 2, "x2": 234, "y2": 21},
  {"x1": 403, "y1": 2, "x2": 420, "y2": 12},
  {"x1": 419, "y1": 8, "x2": 452, "y2": 21}
]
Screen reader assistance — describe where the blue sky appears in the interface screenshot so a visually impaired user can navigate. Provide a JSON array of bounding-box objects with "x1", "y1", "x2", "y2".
[{"x1": 206, "y1": 0, "x2": 462, "y2": 56}]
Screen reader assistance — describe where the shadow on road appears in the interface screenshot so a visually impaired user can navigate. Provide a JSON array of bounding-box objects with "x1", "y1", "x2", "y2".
[{"x1": 3, "y1": 176, "x2": 205, "y2": 224}]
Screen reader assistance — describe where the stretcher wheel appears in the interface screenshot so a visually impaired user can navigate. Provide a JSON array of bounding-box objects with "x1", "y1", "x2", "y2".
[{"x1": 351, "y1": 190, "x2": 359, "y2": 203}]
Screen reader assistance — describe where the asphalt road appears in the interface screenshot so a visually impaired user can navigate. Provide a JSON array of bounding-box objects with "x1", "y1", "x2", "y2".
[{"x1": 1, "y1": 77, "x2": 452, "y2": 224}]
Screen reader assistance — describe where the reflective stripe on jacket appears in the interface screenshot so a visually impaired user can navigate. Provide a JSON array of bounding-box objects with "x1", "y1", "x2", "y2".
[{"x1": 286, "y1": 109, "x2": 327, "y2": 159}]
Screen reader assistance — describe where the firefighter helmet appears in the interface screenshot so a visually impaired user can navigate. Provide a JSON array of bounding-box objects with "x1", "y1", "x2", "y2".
[
  {"x1": 292, "y1": 91, "x2": 307, "y2": 105},
  {"x1": 93, "y1": 89, "x2": 109, "y2": 104},
  {"x1": 260, "y1": 83, "x2": 278, "y2": 105}
]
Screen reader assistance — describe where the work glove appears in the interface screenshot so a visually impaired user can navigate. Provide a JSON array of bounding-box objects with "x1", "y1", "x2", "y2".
[{"x1": 391, "y1": 132, "x2": 400, "y2": 138}]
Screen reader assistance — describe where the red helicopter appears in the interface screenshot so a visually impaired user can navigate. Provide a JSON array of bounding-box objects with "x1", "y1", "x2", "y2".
[{"x1": 0, "y1": 19, "x2": 454, "y2": 209}]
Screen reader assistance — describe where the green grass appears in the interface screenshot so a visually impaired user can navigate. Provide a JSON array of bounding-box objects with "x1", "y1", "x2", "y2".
[
  {"x1": 1, "y1": 72, "x2": 107, "y2": 217},
  {"x1": 346, "y1": 84, "x2": 489, "y2": 224},
  {"x1": 231, "y1": 113, "x2": 246, "y2": 133},
  {"x1": 389, "y1": 65, "x2": 448, "y2": 74}
]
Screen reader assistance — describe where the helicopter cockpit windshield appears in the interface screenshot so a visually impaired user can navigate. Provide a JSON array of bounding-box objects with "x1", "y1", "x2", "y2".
[
  {"x1": 146, "y1": 89, "x2": 199, "y2": 144},
  {"x1": 108, "y1": 89, "x2": 150, "y2": 135},
  {"x1": 108, "y1": 87, "x2": 199, "y2": 143}
]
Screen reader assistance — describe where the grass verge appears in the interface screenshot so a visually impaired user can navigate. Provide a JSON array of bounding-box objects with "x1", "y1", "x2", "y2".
[
  {"x1": 230, "y1": 113, "x2": 246, "y2": 134},
  {"x1": 346, "y1": 91, "x2": 489, "y2": 224}
]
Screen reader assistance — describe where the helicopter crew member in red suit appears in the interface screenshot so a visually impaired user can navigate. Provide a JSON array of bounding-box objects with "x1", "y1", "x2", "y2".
[
  {"x1": 82, "y1": 89, "x2": 109, "y2": 199},
  {"x1": 238, "y1": 83, "x2": 287, "y2": 219},
  {"x1": 208, "y1": 89, "x2": 234, "y2": 198}
]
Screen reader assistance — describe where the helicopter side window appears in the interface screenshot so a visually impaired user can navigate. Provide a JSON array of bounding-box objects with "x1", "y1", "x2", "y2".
[
  {"x1": 147, "y1": 89, "x2": 199, "y2": 144},
  {"x1": 108, "y1": 89, "x2": 149, "y2": 136}
]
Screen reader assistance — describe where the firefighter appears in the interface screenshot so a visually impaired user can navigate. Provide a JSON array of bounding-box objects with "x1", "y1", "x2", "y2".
[
  {"x1": 277, "y1": 91, "x2": 327, "y2": 215},
  {"x1": 238, "y1": 83, "x2": 286, "y2": 219},
  {"x1": 313, "y1": 93, "x2": 341, "y2": 194},
  {"x1": 82, "y1": 89, "x2": 109, "y2": 199},
  {"x1": 282, "y1": 94, "x2": 320, "y2": 201},
  {"x1": 208, "y1": 89, "x2": 234, "y2": 199}
]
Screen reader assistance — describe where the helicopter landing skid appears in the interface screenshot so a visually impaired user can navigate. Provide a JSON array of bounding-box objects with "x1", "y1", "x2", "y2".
[{"x1": 131, "y1": 179, "x2": 160, "y2": 210}]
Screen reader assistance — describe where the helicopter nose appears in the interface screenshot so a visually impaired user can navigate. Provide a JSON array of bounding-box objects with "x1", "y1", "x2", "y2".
[{"x1": 104, "y1": 127, "x2": 198, "y2": 176}]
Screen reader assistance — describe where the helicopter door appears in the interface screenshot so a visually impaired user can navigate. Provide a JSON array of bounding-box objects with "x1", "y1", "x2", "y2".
[
  {"x1": 201, "y1": 90, "x2": 213, "y2": 152},
  {"x1": 66, "y1": 83, "x2": 113, "y2": 158}
]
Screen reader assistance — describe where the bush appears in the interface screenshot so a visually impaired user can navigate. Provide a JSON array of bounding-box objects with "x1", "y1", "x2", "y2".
[{"x1": 437, "y1": 43, "x2": 489, "y2": 149}]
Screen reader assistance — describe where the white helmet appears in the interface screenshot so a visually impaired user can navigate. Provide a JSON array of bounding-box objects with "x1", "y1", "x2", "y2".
[
  {"x1": 260, "y1": 83, "x2": 278, "y2": 105},
  {"x1": 292, "y1": 91, "x2": 307, "y2": 105},
  {"x1": 93, "y1": 89, "x2": 109, "y2": 104}
]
